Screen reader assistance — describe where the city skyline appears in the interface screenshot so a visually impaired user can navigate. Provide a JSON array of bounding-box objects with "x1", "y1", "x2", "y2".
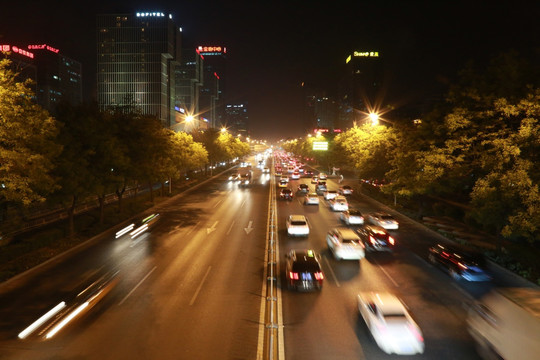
[{"x1": 1, "y1": 0, "x2": 537, "y2": 140}]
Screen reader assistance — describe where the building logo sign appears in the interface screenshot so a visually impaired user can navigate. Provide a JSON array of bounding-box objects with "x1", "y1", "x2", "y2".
[
  {"x1": 28, "y1": 44, "x2": 60, "y2": 53},
  {"x1": 0, "y1": 45, "x2": 34, "y2": 58},
  {"x1": 136, "y1": 12, "x2": 166, "y2": 17},
  {"x1": 197, "y1": 46, "x2": 226, "y2": 56},
  {"x1": 354, "y1": 51, "x2": 379, "y2": 57}
]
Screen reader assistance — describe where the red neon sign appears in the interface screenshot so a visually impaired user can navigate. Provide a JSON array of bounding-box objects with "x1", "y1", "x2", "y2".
[
  {"x1": 0, "y1": 45, "x2": 34, "y2": 58},
  {"x1": 197, "y1": 46, "x2": 226, "y2": 54},
  {"x1": 28, "y1": 44, "x2": 60, "y2": 53}
]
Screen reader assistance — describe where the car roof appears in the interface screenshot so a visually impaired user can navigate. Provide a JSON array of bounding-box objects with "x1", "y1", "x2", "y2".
[
  {"x1": 361, "y1": 292, "x2": 406, "y2": 314},
  {"x1": 364, "y1": 224, "x2": 388, "y2": 234},
  {"x1": 334, "y1": 227, "x2": 359, "y2": 239},
  {"x1": 289, "y1": 214, "x2": 306, "y2": 221}
]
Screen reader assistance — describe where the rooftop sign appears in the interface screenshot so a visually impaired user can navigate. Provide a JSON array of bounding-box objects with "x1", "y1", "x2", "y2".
[
  {"x1": 0, "y1": 45, "x2": 34, "y2": 58},
  {"x1": 197, "y1": 46, "x2": 226, "y2": 56},
  {"x1": 28, "y1": 44, "x2": 59, "y2": 53}
]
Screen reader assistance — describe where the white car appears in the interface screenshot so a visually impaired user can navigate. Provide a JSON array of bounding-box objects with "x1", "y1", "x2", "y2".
[
  {"x1": 338, "y1": 185, "x2": 353, "y2": 195},
  {"x1": 291, "y1": 172, "x2": 300, "y2": 180},
  {"x1": 311, "y1": 176, "x2": 319, "y2": 184},
  {"x1": 326, "y1": 228, "x2": 365, "y2": 260},
  {"x1": 304, "y1": 193, "x2": 319, "y2": 205},
  {"x1": 319, "y1": 173, "x2": 328, "y2": 180},
  {"x1": 357, "y1": 292, "x2": 424, "y2": 355},
  {"x1": 324, "y1": 190, "x2": 338, "y2": 200},
  {"x1": 330, "y1": 196, "x2": 348, "y2": 211},
  {"x1": 340, "y1": 209, "x2": 364, "y2": 225},
  {"x1": 368, "y1": 212, "x2": 399, "y2": 230},
  {"x1": 263, "y1": 167, "x2": 270, "y2": 173},
  {"x1": 286, "y1": 215, "x2": 309, "y2": 237},
  {"x1": 280, "y1": 175, "x2": 289, "y2": 183}
]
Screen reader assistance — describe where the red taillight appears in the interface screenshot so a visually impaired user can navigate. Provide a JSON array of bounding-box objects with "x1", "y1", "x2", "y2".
[
  {"x1": 314, "y1": 272, "x2": 324, "y2": 280},
  {"x1": 409, "y1": 324, "x2": 424, "y2": 342},
  {"x1": 289, "y1": 272, "x2": 299, "y2": 280},
  {"x1": 389, "y1": 236, "x2": 395, "y2": 245}
]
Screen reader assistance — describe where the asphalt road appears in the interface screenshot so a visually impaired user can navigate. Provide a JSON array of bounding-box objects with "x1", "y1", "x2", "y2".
[
  {"x1": 0, "y1": 153, "x2": 531, "y2": 360},
  {"x1": 0, "y1": 163, "x2": 270, "y2": 360}
]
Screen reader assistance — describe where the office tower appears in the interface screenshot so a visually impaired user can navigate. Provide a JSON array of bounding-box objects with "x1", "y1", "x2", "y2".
[
  {"x1": 196, "y1": 45, "x2": 227, "y2": 128},
  {"x1": 96, "y1": 12, "x2": 182, "y2": 127},
  {"x1": 224, "y1": 102, "x2": 248, "y2": 136}
]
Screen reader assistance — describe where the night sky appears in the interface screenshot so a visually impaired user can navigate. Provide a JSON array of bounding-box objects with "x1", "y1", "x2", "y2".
[{"x1": 1, "y1": 0, "x2": 538, "y2": 141}]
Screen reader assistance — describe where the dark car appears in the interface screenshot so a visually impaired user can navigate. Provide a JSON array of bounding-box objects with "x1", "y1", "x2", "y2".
[
  {"x1": 304, "y1": 170, "x2": 314, "y2": 177},
  {"x1": 279, "y1": 188, "x2": 294, "y2": 201},
  {"x1": 356, "y1": 225, "x2": 395, "y2": 252},
  {"x1": 428, "y1": 243, "x2": 491, "y2": 281},
  {"x1": 285, "y1": 249, "x2": 324, "y2": 291},
  {"x1": 297, "y1": 184, "x2": 309, "y2": 193}
]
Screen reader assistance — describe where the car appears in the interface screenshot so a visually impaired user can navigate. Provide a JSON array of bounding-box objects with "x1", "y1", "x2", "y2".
[
  {"x1": 323, "y1": 190, "x2": 338, "y2": 200},
  {"x1": 326, "y1": 227, "x2": 365, "y2": 260},
  {"x1": 311, "y1": 176, "x2": 319, "y2": 184},
  {"x1": 263, "y1": 167, "x2": 270, "y2": 173},
  {"x1": 304, "y1": 170, "x2": 314, "y2": 177},
  {"x1": 297, "y1": 184, "x2": 309, "y2": 193},
  {"x1": 280, "y1": 175, "x2": 289, "y2": 183},
  {"x1": 286, "y1": 214, "x2": 309, "y2": 236},
  {"x1": 285, "y1": 249, "x2": 324, "y2": 291},
  {"x1": 338, "y1": 185, "x2": 353, "y2": 195},
  {"x1": 428, "y1": 243, "x2": 491, "y2": 281},
  {"x1": 356, "y1": 225, "x2": 395, "y2": 252},
  {"x1": 357, "y1": 292, "x2": 425, "y2": 355},
  {"x1": 278, "y1": 179, "x2": 288, "y2": 188},
  {"x1": 340, "y1": 209, "x2": 364, "y2": 225},
  {"x1": 275, "y1": 170, "x2": 282, "y2": 177},
  {"x1": 304, "y1": 192, "x2": 320, "y2": 205},
  {"x1": 291, "y1": 172, "x2": 300, "y2": 180},
  {"x1": 330, "y1": 196, "x2": 348, "y2": 211},
  {"x1": 315, "y1": 182, "x2": 327, "y2": 194},
  {"x1": 279, "y1": 188, "x2": 293, "y2": 200},
  {"x1": 319, "y1": 173, "x2": 328, "y2": 180},
  {"x1": 367, "y1": 212, "x2": 399, "y2": 230}
]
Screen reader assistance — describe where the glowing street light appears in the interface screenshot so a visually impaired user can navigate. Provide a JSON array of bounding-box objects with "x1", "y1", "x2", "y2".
[
  {"x1": 185, "y1": 115, "x2": 194, "y2": 123},
  {"x1": 220, "y1": 127, "x2": 227, "y2": 133},
  {"x1": 369, "y1": 112, "x2": 380, "y2": 126}
]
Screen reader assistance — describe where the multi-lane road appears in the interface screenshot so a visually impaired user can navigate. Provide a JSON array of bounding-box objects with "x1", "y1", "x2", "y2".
[{"x1": 0, "y1": 154, "x2": 520, "y2": 359}]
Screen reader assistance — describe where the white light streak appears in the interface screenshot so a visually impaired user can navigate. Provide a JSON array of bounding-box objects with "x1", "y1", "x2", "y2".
[
  {"x1": 45, "y1": 302, "x2": 89, "y2": 339},
  {"x1": 18, "y1": 302, "x2": 66, "y2": 339},
  {"x1": 116, "y1": 224, "x2": 135, "y2": 238}
]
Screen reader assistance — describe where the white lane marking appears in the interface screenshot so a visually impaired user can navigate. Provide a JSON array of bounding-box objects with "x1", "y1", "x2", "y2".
[
  {"x1": 190, "y1": 266, "x2": 212, "y2": 306},
  {"x1": 213, "y1": 199, "x2": 223, "y2": 208},
  {"x1": 206, "y1": 221, "x2": 219, "y2": 234},
  {"x1": 119, "y1": 266, "x2": 157, "y2": 305},
  {"x1": 241, "y1": 199, "x2": 246, "y2": 208},
  {"x1": 323, "y1": 256, "x2": 341, "y2": 287},
  {"x1": 376, "y1": 262, "x2": 400, "y2": 287},
  {"x1": 227, "y1": 220, "x2": 236, "y2": 235}
]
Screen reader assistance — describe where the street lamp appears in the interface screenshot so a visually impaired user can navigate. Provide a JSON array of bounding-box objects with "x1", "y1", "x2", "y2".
[{"x1": 369, "y1": 112, "x2": 380, "y2": 126}]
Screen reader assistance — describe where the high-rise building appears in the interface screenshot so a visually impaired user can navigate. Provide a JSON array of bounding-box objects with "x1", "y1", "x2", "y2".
[
  {"x1": 1, "y1": 44, "x2": 82, "y2": 114},
  {"x1": 338, "y1": 50, "x2": 383, "y2": 127},
  {"x1": 174, "y1": 49, "x2": 205, "y2": 131},
  {"x1": 96, "y1": 12, "x2": 182, "y2": 127},
  {"x1": 196, "y1": 46, "x2": 227, "y2": 128},
  {"x1": 224, "y1": 102, "x2": 248, "y2": 136}
]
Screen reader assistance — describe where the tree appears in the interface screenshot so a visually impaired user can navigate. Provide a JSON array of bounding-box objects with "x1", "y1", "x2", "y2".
[{"x1": 0, "y1": 59, "x2": 61, "y2": 216}]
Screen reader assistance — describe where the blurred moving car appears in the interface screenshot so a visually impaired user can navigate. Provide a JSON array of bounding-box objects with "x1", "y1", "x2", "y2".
[
  {"x1": 311, "y1": 176, "x2": 319, "y2": 184},
  {"x1": 291, "y1": 171, "x2": 301, "y2": 180},
  {"x1": 304, "y1": 192, "x2": 320, "y2": 205},
  {"x1": 357, "y1": 292, "x2": 425, "y2": 355},
  {"x1": 263, "y1": 167, "x2": 270, "y2": 173},
  {"x1": 278, "y1": 179, "x2": 288, "y2": 188},
  {"x1": 338, "y1": 185, "x2": 353, "y2": 195},
  {"x1": 285, "y1": 249, "x2": 324, "y2": 291},
  {"x1": 367, "y1": 212, "x2": 399, "y2": 230},
  {"x1": 280, "y1": 175, "x2": 289, "y2": 183},
  {"x1": 323, "y1": 189, "x2": 338, "y2": 200},
  {"x1": 330, "y1": 195, "x2": 348, "y2": 211},
  {"x1": 286, "y1": 214, "x2": 309, "y2": 236},
  {"x1": 428, "y1": 243, "x2": 491, "y2": 281},
  {"x1": 356, "y1": 225, "x2": 395, "y2": 252},
  {"x1": 467, "y1": 287, "x2": 540, "y2": 360},
  {"x1": 297, "y1": 184, "x2": 309, "y2": 193},
  {"x1": 340, "y1": 209, "x2": 364, "y2": 225},
  {"x1": 319, "y1": 173, "x2": 328, "y2": 180},
  {"x1": 304, "y1": 170, "x2": 314, "y2": 177},
  {"x1": 279, "y1": 188, "x2": 294, "y2": 201},
  {"x1": 326, "y1": 227, "x2": 365, "y2": 260}
]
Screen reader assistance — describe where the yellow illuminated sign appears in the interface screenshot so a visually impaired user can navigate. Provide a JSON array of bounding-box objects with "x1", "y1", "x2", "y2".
[
  {"x1": 346, "y1": 55, "x2": 351, "y2": 64},
  {"x1": 353, "y1": 51, "x2": 379, "y2": 57},
  {"x1": 313, "y1": 141, "x2": 328, "y2": 151}
]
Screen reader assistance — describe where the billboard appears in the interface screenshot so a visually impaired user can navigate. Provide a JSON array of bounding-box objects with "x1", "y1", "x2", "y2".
[{"x1": 313, "y1": 141, "x2": 328, "y2": 151}]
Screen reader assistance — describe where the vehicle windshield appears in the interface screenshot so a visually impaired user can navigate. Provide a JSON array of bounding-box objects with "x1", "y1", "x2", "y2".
[{"x1": 291, "y1": 221, "x2": 307, "y2": 226}]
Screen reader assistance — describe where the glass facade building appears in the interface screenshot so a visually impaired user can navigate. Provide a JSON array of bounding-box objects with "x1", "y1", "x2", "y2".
[{"x1": 96, "y1": 12, "x2": 182, "y2": 127}]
